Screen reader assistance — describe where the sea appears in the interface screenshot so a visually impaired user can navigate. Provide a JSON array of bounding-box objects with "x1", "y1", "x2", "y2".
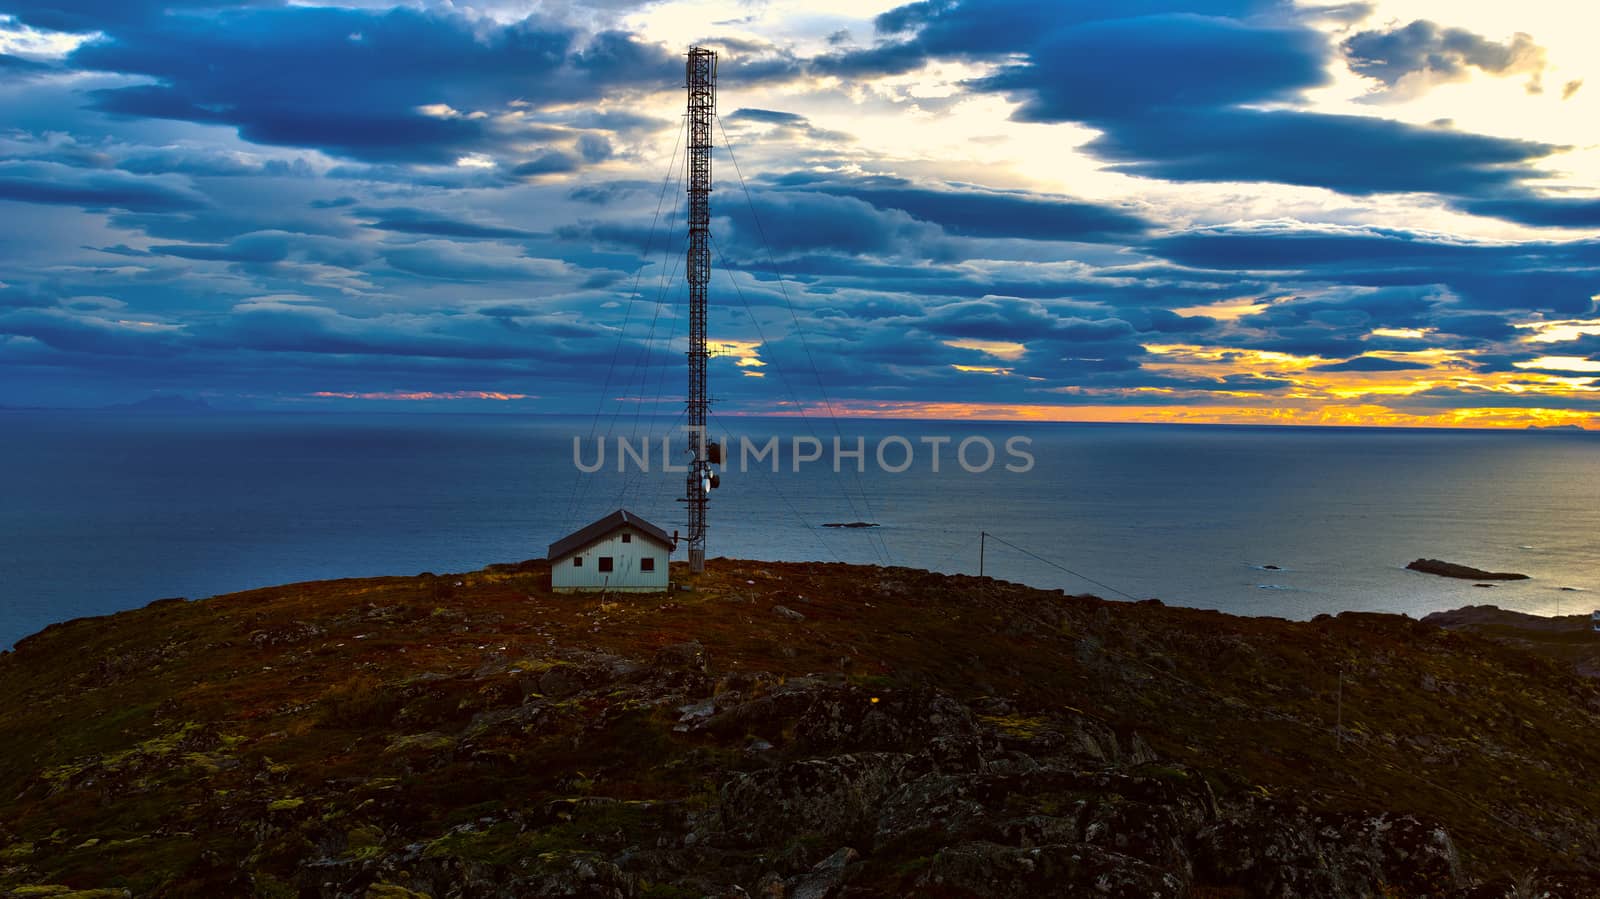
[{"x1": 2, "y1": 410, "x2": 1597, "y2": 649}]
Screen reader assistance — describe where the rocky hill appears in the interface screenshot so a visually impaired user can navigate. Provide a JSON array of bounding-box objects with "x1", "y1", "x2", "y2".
[
  {"x1": 2, "y1": 560, "x2": 1600, "y2": 898},
  {"x1": 1423, "y1": 604, "x2": 1600, "y2": 679}
]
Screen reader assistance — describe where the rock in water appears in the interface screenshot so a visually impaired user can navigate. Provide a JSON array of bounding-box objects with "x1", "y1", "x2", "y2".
[{"x1": 1406, "y1": 558, "x2": 1529, "y2": 580}]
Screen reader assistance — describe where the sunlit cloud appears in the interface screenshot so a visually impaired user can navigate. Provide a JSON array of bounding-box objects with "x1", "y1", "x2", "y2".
[
  {"x1": 1518, "y1": 319, "x2": 1600, "y2": 342},
  {"x1": 1514, "y1": 356, "x2": 1600, "y2": 373},
  {"x1": 951, "y1": 364, "x2": 1012, "y2": 376},
  {"x1": 309, "y1": 391, "x2": 538, "y2": 401},
  {"x1": 943, "y1": 338, "x2": 1026, "y2": 360},
  {"x1": 0, "y1": 0, "x2": 1598, "y2": 427},
  {"x1": 749, "y1": 398, "x2": 1596, "y2": 429}
]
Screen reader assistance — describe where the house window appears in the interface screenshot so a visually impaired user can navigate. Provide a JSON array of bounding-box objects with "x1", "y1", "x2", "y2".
[
  {"x1": 640, "y1": 557, "x2": 655, "y2": 572},
  {"x1": 572, "y1": 556, "x2": 582, "y2": 567},
  {"x1": 598, "y1": 556, "x2": 614, "y2": 573},
  {"x1": 622, "y1": 533, "x2": 632, "y2": 543}
]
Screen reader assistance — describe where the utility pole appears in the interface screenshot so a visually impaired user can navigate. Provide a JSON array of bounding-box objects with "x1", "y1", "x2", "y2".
[
  {"x1": 684, "y1": 46, "x2": 716, "y2": 574},
  {"x1": 979, "y1": 531, "x2": 986, "y2": 578},
  {"x1": 1335, "y1": 666, "x2": 1344, "y2": 752}
]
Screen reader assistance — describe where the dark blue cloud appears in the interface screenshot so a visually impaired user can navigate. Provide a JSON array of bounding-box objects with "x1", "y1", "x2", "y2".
[
  {"x1": 1131, "y1": 307, "x2": 1217, "y2": 334},
  {"x1": 976, "y1": 14, "x2": 1328, "y2": 122},
  {"x1": 1311, "y1": 355, "x2": 1434, "y2": 372},
  {"x1": 577, "y1": 134, "x2": 614, "y2": 164},
  {"x1": 1082, "y1": 109, "x2": 1553, "y2": 197},
  {"x1": 1432, "y1": 313, "x2": 1517, "y2": 340},
  {"x1": 511, "y1": 151, "x2": 581, "y2": 179},
  {"x1": 1149, "y1": 226, "x2": 1480, "y2": 270},
  {"x1": 1147, "y1": 226, "x2": 1599, "y2": 314},
  {"x1": 0, "y1": 0, "x2": 1593, "y2": 415},
  {"x1": 788, "y1": 175, "x2": 1150, "y2": 242},
  {"x1": 63, "y1": 7, "x2": 675, "y2": 164},
  {"x1": 107, "y1": 202, "x2": 349, "y2": 243},
  {"x1": 718, "y1": 251, "x2": 1255, "y2": 310},
  {"x1": 1206, "y1": 286, "x2": 1541, "y2": 362},
  {"x1": 1457, "y1": 195, "x2": 1600, "y2": 228},
  {"x1": 1342, "y1": 20, "x2": 1546, "y2": 94},
  {"x1": 810, "y1": 40, "x2": 931, "y2": 78},
  {"x1": 150, "y1": 230, "x2": 371, "y2": 268},
  {"x1": 568, "y1": 181, "x2": 651, "y2": 205},
  {"x1": 560, "y1": 109, "x2": 670, "y2": 134},
  {"x1": 1391, "y1": 389, "x2": 1600, "y2": 412},
  {"x1": 712, "y1": 191, "x2": 944, "y2": 258},
  {"x1": 844, "y1": 0, "x2": 1563, "y2": 202},
  {"x1": 0, "y1": 53, "x2": 54, "y2": 78},
  {"x1": 726, "y1": 108, "x2": 807, "y2": 125},
  {"x1": 873, "y1": 0, "x2": 1275, "y2": 58},
  {"x1": 0, "y1": 160, "x2": 208, "y2": 211},
  {"x1": 1447, "y1": 271, "x2": 1599, "y2": 315},
  {"x1": 190, "y1": 303, "x2": 576, "y2": 360},
  {"x1": 0, "y1": 307, "x2": 183, "y2": 356},
  {"x1": 722, "y1": 108, "x2": 853, "y2": 144},
  {"x1": 84, "y1": 244, "x2": 153, "y2": 258},
  {"x1": 0, "y1": 292, "x2": 665, "y2": 403},
  {"x1": 0, "y1": 284, "x2": 60, "y2": 308},
  {"x1": 118, "y1": 147, "x2": 300, "y2": 177},
  {"x1": 357, "y1": 207, "x2": 538, "y2": 240},
  {"x1": 379, "y1": 242, "x2": 564, "y2": 283},
  {"x1": 914, "y1": 298, "x2": 1137, "y2": 342},
  {"x1": 0, "y1": 0, "x2": 279, "y2": 32}
]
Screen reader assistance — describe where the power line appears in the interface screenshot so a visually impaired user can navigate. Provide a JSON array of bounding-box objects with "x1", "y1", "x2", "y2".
[
  {"x1": 613, "y1": 182, "x2": 688, "y2": 511},
  {"x1": 580, "y1": 113, "x2": 693, "y2": 521},
  {"x1": 564, "y1": 117, "x2": 686, "y2": 530},
  {"x1": 980, "y1": 531, "x2": 1141, "y2": 601},
  {"x1": 708, "y1": 410, "x2": 843, "y2": 564},
  {"x1": 713, "y1": 116, "x2": 893, "y2": 566},
  {"x1": 931, "y1": 531, "x2": 981, "y2": 571},
  {"x1": 708, "y1": 235, "x2": 889, "y2": 566}
]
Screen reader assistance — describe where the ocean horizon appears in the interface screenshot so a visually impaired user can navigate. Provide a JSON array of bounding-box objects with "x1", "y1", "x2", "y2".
[{"x1": 2, "y1": 409, "x2": 1597, "y2": 649}]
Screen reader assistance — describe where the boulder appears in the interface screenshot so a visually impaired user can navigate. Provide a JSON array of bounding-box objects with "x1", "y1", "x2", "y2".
[
  {"x1": 785, "y1": 847, "x2": 859, "y2": 899},
  {"x1": 718, "y1": 753, "x2": 919, "y2": 847},
  {"x1": 915, "y1": 841, "x2": 1187, "y2": 898},
  {"x1": 1193, "y1": 799, "x2": 1462, "y2": 898}
]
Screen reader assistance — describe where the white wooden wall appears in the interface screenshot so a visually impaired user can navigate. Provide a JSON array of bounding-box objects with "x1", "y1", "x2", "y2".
[{"x1": 551, "y1": 527, "x2": 670, "y2": 592}]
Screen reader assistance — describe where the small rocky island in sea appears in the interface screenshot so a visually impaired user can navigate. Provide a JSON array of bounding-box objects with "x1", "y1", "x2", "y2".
[
  {"x1": 2, "y1": 562, "x2": 1599, "y2": 897},
  {"x1": 1406, "y1": 558, "x2": 1530, "y2": 581}
]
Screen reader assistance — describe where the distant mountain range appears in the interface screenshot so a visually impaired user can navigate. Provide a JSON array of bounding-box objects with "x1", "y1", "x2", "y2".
[
  {"x1": 0, "y1": 394, "x2": 213, "y2": 413},
  {"x1": 103, "y1": 394, "x2": 213, "y2": 413}
]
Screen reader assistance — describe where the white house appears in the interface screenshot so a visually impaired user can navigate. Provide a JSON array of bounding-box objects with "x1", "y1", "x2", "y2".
[{"x1": 548, "y1": 509, "x2": 674, "y2": 593}]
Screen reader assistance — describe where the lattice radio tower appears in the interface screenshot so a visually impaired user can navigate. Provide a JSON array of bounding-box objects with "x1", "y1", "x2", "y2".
[{"x1": 684, "y1": 46, "x2": 717, "y2": 573}]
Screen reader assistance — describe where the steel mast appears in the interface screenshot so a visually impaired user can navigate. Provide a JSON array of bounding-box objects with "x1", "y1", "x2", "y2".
[{"x1": 684, "y1": 46, "x2": 716, "y2": 573}]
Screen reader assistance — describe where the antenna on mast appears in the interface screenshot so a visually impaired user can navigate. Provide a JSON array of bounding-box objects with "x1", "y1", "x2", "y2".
[{"x1": 684, "y1": 46, "x2": 717, "y2": 573}]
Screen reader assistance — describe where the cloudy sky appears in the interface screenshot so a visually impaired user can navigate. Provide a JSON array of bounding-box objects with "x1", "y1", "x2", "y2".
[{"x1": 2, "y1": 0, "x2": 1599, "y2": 426}]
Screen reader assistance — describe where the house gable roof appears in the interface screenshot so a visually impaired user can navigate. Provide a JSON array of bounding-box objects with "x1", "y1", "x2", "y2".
[{"x1": 548, "y1": 509, "x2": 675, "y2": 561}]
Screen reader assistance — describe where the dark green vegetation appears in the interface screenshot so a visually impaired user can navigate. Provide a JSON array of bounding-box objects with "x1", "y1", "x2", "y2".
[{"x1": 2, "y1": 561, "x2": 1599, "y2": 897}]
